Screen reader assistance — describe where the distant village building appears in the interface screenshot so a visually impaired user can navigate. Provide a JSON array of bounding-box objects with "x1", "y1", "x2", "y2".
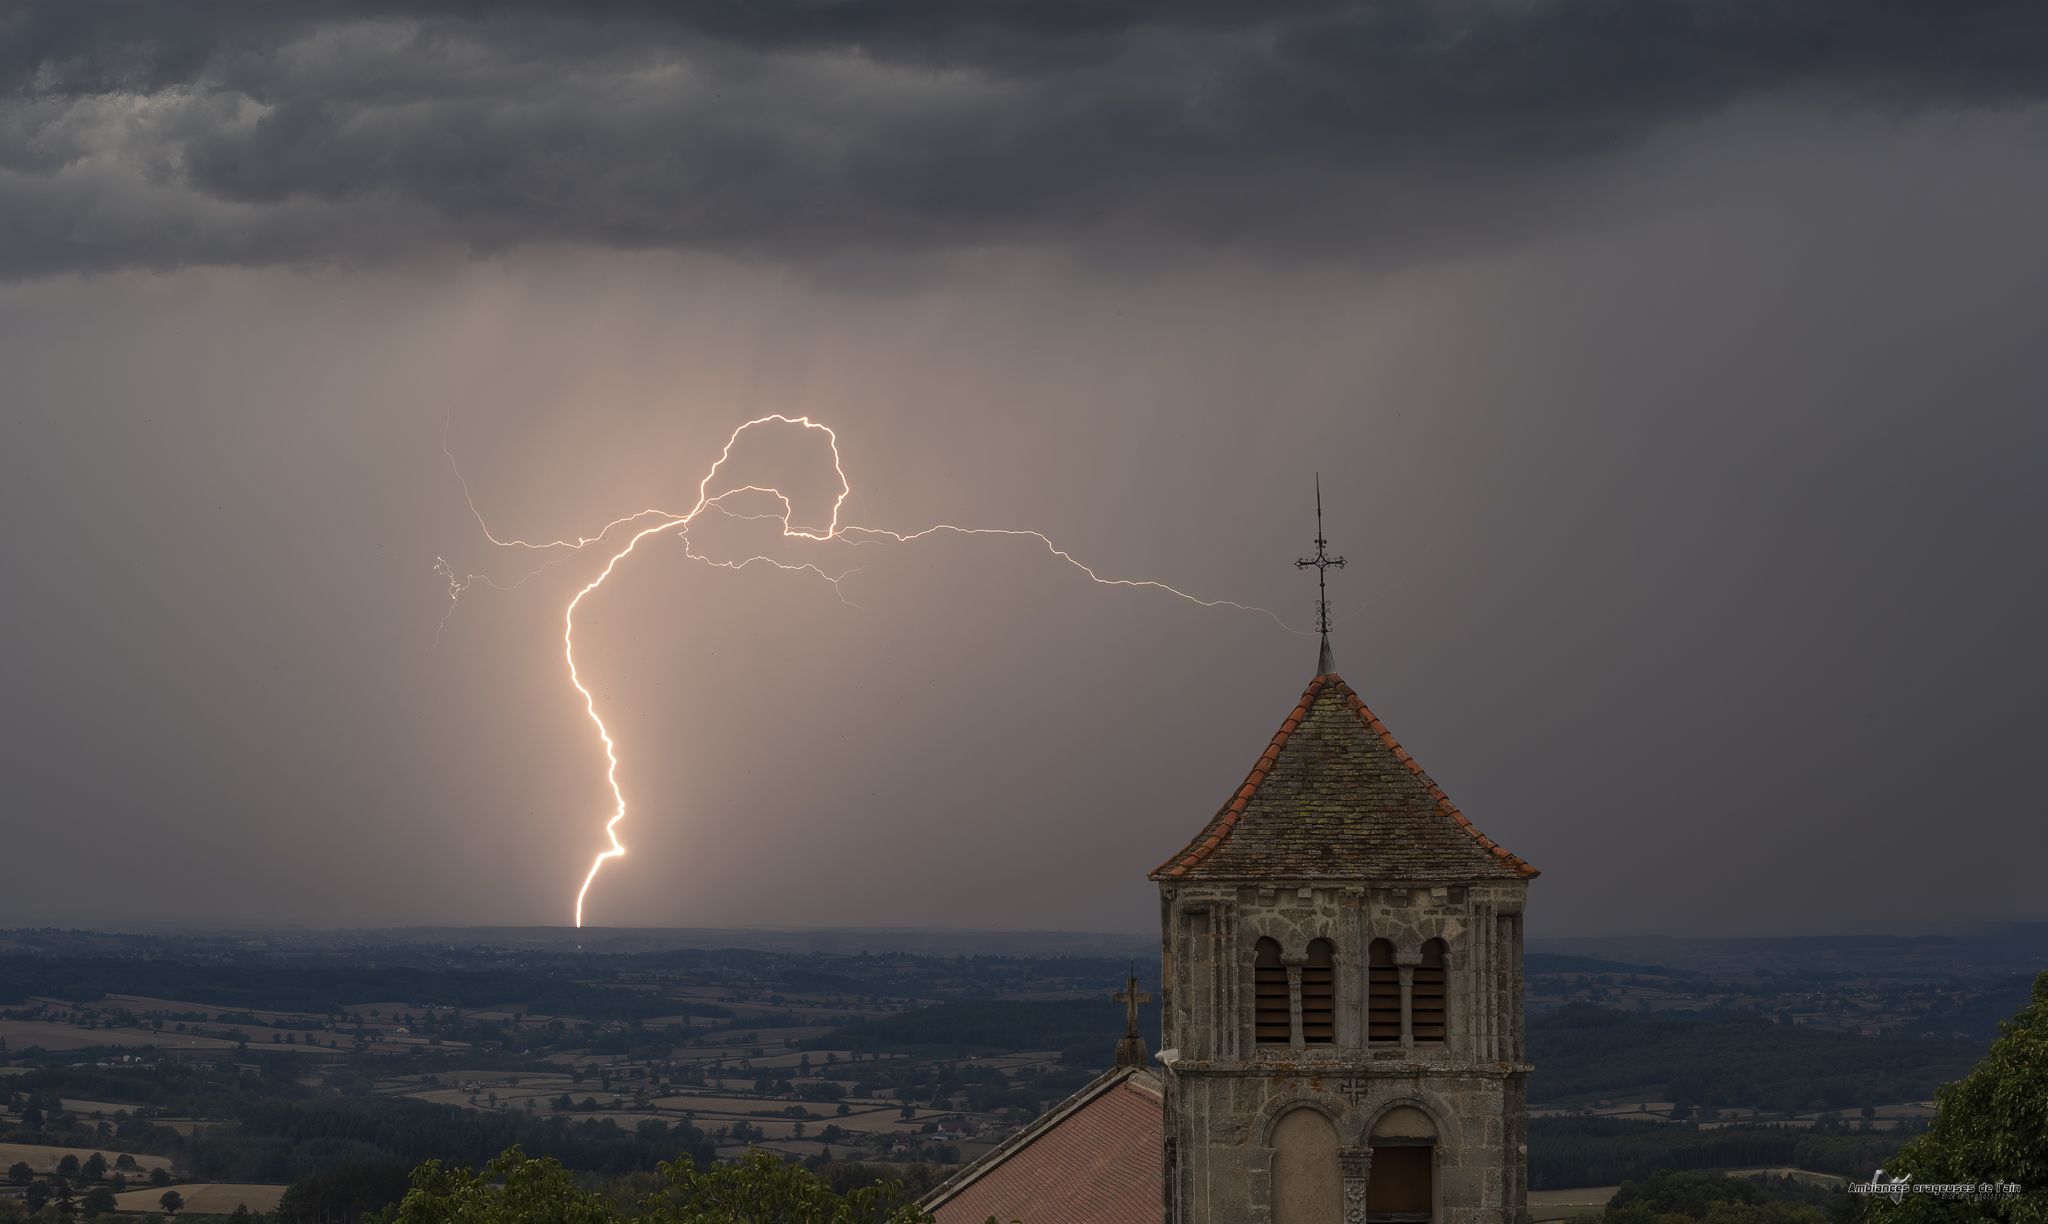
[{"x1": 924, "y1": 653, "x2": 1539, "y2": 1224}]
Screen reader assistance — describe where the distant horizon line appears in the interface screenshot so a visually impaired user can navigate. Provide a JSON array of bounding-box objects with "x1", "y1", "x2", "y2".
[{"x1": 2, "y1": 918, "x2": 2044, "y2": 940}]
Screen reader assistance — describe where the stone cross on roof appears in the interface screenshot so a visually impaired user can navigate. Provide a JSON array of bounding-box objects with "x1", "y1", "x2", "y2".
[
  {"x1": 1112, "y1": 965, "x2": 1153, "y2": 1069},
  {"x1": 1114, "y1": 967, "x2": 1152, "y2": 1037}
]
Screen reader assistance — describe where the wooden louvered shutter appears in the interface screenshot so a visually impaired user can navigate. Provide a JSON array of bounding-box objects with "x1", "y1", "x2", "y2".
[
  {"x1": 1255, "y1": 938, "x2": 1290, "y2": 1044},
  {"x1": 1368, "y1": 939, "x2": 1401, "y2": 1043},
  {"x1": 1301, "y1": 939, "x2": 1335, "y2": 1044},
  {"x1": 1412, "y1": 938, "x2": 1447, "y2": 1042}
]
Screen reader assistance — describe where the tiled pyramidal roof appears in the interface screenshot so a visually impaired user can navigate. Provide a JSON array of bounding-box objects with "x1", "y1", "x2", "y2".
[{"x1": 1151, "y1": 673, "x2": 1537, "y2": 882}]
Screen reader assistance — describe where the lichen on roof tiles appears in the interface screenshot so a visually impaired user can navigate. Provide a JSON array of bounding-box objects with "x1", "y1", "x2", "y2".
[{"x1": 1150, "y1": 672, "x2": 1536, "y2": 882}]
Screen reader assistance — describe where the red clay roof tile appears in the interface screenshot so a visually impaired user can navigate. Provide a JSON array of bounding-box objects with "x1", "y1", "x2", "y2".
[{"x1": 927, "y1": 1075, "x2": 1163, "y2": 1224}]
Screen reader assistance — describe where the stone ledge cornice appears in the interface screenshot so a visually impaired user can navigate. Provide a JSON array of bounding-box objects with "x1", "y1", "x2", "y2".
[{"x1": 1165, "y1": 1059, "x2": 1533, "y2": 1081}]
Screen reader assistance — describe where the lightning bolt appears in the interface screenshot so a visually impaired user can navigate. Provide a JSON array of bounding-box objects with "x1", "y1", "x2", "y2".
[{"x1": 443, "y1": 414, "x2": 1300, "y2": 927}]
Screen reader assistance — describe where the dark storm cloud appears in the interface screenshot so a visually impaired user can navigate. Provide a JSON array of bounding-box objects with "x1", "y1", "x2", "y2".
[{"x1": 2, "y1": 0, "x2": 2045, "y2": 272}]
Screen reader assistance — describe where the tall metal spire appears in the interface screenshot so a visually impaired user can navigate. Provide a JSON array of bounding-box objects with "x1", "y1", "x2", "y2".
[{"x1": 1296, "y1": 474, "x2": 1346, "y2": 675}]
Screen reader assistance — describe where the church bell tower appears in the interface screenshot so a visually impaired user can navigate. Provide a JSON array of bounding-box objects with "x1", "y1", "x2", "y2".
[{"x1": 1149, "y1": 493, "x2": 1537, "y2": 1224}]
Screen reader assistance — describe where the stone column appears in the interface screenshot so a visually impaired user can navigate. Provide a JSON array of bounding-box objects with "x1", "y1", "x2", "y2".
[
  {"x1": 1341, "y1": 888, "x2": 1365, "y2": 1048},
  {"x1": 1286, "y1": 963, "x2": 1305, "y2": 1049},
  {"x1": 1219, "y1": 905, "x2": 1238, "y2": 1063},
  {"x1": 1339, "y1": 1147, "x2": 1373, "y2": 1224},
  {"x1": 1473, "y1": 902, "x2": 1494, "y2": 1062},
  {"x1": 1505, "y1": 913, "x2": 1524, "y2": 1062},
  {"x1": 1164, "y1": 893, "x2": 1184, "y2": 1055},
  {"x1": 1396, "y1": 949, "x2": 1421, "y2": 1048}
]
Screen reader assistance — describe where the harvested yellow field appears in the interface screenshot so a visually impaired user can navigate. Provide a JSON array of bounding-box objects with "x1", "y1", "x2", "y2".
[
  {"x1": 1528, "y1": 1186, "x2": 1618, "y2": 1222},
  {"x1": 339, "y1": 1002, "x2": 418, "y2": 1017},
  {"x1": 0, "y1": 1142, "x2": 173, "y2": 1174},
  {"x1": 0, "y1": 1021, "x2": 237, "y2": 1053},
  {"x1": 115, "y1": 1184, "x2": 288, "y2": 1214},
  {"x1": 649, "y1": 1095, "x2": 810, "y2": 1113},
  {"x1": 58, "y1": 1100, "x2": 140, "y2": 1115},
  {"x1": 824, "y1": 1114, "x2": 935, "y2": 1135}
]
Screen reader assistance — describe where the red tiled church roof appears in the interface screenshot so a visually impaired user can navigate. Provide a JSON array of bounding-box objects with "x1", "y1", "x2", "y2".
[
  {"x1": 1151, "y1": 673, "x2": 1537, "y2": 882},
  {"x1": 924, "y1": 1069, "x2": 1163, "y2": 1224}
]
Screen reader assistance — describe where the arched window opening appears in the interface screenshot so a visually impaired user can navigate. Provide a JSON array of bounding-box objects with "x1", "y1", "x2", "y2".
[
  {"x1": 1412, "y1": 938, "x2": 1447, "y2": 1043},
  {"x1": 1301, "y1": 939, "x2": 1335, "y2": 1044},
  {"x1": 1367, "y1": 939, "x2": 1401, "y2": 1042},
  {"x1": 1254, "y1": 938, "x2": 1290, "y2": 1044}
]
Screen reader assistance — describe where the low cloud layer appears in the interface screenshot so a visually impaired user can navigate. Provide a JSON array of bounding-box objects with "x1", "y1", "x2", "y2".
[{"x1": 5, "y1": 0, "x2": 2047, "y2": 274}]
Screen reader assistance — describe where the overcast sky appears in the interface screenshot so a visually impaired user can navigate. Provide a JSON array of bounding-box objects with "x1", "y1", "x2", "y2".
[{"x1": 1, "y1": 0, "x2": 2044, "y2": 938}]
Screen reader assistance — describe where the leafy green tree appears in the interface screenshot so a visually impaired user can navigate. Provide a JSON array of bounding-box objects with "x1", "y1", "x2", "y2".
[
  {"x1": 25, "y1": 1182, "x2": 51, "y2": 1212},
  {"x1": 150, "y1": 1168, "x2": 172, "y2": 1188},
  {"x1": 83, "y1": 1153, "x2": 107, "y2": 1182},
  {"x1": 1603, "y1": 1171, "x2": 1824, "y2": 1224},
  {"x1": 369, "y1": 1146, "x2": 933, "y2": 1224},
  {"x1": 58, "y1": 1156, "x2": 81, "y2": 1178},
  {"x1": 642, "y1": 1149, "x2": 933, "y2": 1224},
  {"x1": 7, "y1": 1162, "x2": 30, "y2": 1185},
  {"x1": 160, "y1": 1190, "x2": 184, "y2": 1215},
  {"x1": 1868, "y1": 972, "x2": 2048, "y2": 1224},
  {"x1": 82, "y1": 1185, "x2": 118, "y2": 1218},
  {"x1": 367, "y1": 1148, "x2": 621, "y2": 1224}
]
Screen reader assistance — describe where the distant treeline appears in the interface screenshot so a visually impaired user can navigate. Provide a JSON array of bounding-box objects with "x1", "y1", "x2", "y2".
[
  {"x1": 194, "y1": 1096, "x2": 711, "y2": 1184},
  {"x1": 1528, "y1": 1117, "x2": 1909, "y2": 1189},
  {"x1": 1527, "y1": 1004, "x2": 1984, "y2": 1110},
  {"x1": 0, "y1": 955, "x2": 727, "y2": 1022},
  {"x1": 1525, "y1": 955, "x2": 1685, "y2": 977},
  {"x1": 798, "y1": 998, "x2": 1159, "y2": 1062},
  {"x1": 5, "y1": 1058, "x2": 710, "y2": 1191},
  {"x1": 771, "y1": 969, "x2": 871, "y2": 995},
  {"x1": 842, "y1": 1056, "x2": 1100, "y2": 1116}
]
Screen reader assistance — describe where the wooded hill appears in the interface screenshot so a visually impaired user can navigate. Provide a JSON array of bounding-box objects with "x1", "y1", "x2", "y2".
[
  {"x1": 797, "y1": 997, "x2": 1161, "y2": 1063},
  {"x1": 0, "y1": 956, "x2": 725, "y2": 1022},
  {"x1": 1527, "y1": 1004, "x2": 1983, "y2": 1110},
  {"x1": 1528, "y1": 1116, "x2": 1911, "y2": 1189}
]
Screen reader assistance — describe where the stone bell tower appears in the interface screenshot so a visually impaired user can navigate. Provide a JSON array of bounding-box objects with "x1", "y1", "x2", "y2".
[{"x1": 1149, "y1": 665, "x2": 1537, "y2": 1224}]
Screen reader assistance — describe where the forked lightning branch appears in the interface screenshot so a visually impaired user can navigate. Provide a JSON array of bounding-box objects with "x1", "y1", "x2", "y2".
[{"x1": 440, "y1": 415, "x2": 1294, "y2": 927}]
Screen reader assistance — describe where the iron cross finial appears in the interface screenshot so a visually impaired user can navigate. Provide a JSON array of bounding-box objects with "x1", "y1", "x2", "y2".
[{"x1": 1296, "y1": 474, "x2": 1346, "y2": 674}]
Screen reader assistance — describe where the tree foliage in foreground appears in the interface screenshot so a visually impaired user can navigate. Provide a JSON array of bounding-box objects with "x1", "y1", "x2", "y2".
[
  {"x1": 1601, "y1": 1169, "x2": 1833, "y2": 1224},
  {"x1": 1867, "y1": 972, "x2": 2048, "y2": 1224},
  {"x1": 369, "y1": 1146, "x2": 935, "y2": 1224}
]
